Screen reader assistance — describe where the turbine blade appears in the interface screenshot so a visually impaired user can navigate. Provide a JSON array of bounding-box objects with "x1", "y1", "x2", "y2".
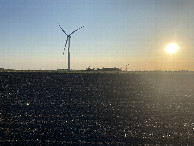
[
  {"x1": 58, "y1": 23, "x2": 67, "y2": 35},
  {"x1": 65, "y1": 36, "x2": 68, "y2": 48},
  {"x1": 70, "y1": 26, "x2": 84, "y2": 35}
]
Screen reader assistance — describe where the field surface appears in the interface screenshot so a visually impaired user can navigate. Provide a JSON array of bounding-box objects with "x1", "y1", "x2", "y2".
[{"x1": 0, "y1": 72, "x2": 194, "y2": 145}]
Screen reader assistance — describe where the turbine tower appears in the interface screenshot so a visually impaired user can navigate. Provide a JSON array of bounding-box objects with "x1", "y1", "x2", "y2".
[{"x1": 58, "y1": 23, "x2": 84, "y2": 71}]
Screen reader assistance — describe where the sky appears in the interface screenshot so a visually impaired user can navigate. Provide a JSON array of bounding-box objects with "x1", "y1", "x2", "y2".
[{"x1": 0, "y1": 0, "x2": 194, "y2": 70}]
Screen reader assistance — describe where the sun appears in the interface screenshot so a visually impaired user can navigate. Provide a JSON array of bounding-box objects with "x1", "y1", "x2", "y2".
[{"x1": 165, "y1": 43, "x2": 178, "y2": 54}]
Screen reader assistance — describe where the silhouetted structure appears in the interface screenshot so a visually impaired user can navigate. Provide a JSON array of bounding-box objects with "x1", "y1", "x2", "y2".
[
  {"x1": 97, "y1": 67, "x2": 121, "y2": 71},
  {"x1": 86, "y1": 66, "x2": 95, "y2": 71},
  {"x1": 57, "y1": 69, "x2": 68, "y2": 71}
]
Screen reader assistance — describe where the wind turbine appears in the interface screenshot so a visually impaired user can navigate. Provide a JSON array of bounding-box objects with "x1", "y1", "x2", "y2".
[{"x1": 58, "y1": 23, "x2": 84, "y2": 71}]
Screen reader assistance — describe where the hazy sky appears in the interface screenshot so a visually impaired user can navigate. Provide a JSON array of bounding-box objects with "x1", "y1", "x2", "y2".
[{"x1": 1, "y1": 0, "x2": 194, "y2": 70}]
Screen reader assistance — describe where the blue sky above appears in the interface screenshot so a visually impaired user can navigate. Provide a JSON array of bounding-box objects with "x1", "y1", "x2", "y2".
[{"x1": 0, "y1": 0, "x2": 194, "y2": 70}]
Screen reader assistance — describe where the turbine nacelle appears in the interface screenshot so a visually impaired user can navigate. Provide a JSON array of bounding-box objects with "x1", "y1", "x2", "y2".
[{"x1": 58, "y1": 23, "x2": 84, "y2": 52}]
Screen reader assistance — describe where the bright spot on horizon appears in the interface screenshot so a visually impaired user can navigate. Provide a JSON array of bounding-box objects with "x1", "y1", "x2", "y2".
[
  {"x1": 26, "y1": 103, "x2": 30, "y2": 106},
  {"x1": 165, "y1": 43, "x2": 179, "y2": 54}
]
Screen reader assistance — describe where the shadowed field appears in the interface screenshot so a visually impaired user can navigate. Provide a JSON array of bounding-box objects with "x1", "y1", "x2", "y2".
[{"x1": 0, "y1": 72, "x2": 193, "y2": 145}]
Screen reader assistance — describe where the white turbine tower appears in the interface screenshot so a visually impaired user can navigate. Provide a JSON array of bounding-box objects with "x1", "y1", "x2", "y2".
[{"x1": 58, "y1": 23, "x2": 84, "y2": 71}]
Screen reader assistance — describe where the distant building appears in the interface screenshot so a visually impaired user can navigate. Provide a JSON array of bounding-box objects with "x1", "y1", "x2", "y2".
[
  {"x1": 178, "y1": 70, "x2": 189, "y2": 72},
  {"x1": 57, "y1": 69, "x2": 68, "y2": 71},
  {"x1": 97, "y1": 67, "x2": 121, "y2": 71},
  {"x1": 86, "y1": 66, "x2": 95, "y2": 71},
  {"x1": 85, "y1": 67, "x2": 122, "y2": 71}
]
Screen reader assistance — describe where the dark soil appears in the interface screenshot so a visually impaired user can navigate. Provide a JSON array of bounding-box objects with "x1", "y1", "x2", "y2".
[{"x1": 0, "y1": 72, "x2": 193, "y2": 145}]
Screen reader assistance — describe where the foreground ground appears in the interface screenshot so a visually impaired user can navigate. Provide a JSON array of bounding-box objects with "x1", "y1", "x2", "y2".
[{"x1": 0, "y1": 72, "x2": 193, "y2": 145}]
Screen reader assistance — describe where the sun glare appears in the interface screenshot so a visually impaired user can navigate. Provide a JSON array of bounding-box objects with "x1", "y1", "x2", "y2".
[{"x1": 166, "y1": 43, "x2": 178, "y2": 54}]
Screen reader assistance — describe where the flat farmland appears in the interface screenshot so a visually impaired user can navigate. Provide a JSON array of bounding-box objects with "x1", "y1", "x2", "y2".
[{"x1": 0, "y1": 72, "x2": 193, "y2": 145}]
